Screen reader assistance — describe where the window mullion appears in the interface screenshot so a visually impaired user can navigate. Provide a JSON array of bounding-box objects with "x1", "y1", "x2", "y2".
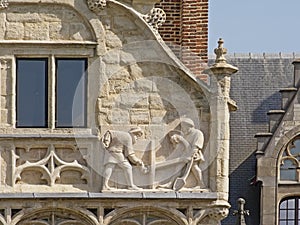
[
  {"x1": 12, "y1": 57, "x2": 16, "y2": 128},
  {"x1": 49, "y1": 55, "x2": 56, "y2": 129}
]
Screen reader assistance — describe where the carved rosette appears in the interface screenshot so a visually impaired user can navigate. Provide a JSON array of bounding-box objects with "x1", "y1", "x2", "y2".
[
  {"x1": 207, "y1": 207, "x2": 229, "y2": 222},
  {"x1": 87, "y1": 0, "x2": 107, "y2": 13},
  {"x1": 0, "y1": 0, "x2": 8, "y2": 9},
  {"x1": 143, "y1": 8, "x2": 166, "y2": 30}
]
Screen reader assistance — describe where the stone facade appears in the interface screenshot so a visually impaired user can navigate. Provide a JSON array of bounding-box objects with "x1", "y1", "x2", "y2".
[
  {"x1": 0, "y1": 0, "x2": 235, "y2": 224},
  {"x1": 213, "y1": 53, "x2": 300, "y2": 225},
  {"x1": 255, "y1": 59, "x2": 300, "y2": 225}
]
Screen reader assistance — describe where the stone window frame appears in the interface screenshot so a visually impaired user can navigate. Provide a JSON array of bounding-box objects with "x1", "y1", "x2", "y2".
[
  {"x1": 9, "y1": 43, "x2": 96, "y2": 130},
  {"x1": 279, "y1": 136, "x2": 300, "y2": 183}
]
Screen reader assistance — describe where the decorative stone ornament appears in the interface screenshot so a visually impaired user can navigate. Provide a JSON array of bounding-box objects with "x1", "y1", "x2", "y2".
[
  {"x1": 0, "y1": 0, "x2": 8, "y2": 9},
  {"x1": 87, "y1": 0, "x2": 106, "y2": 13},
  {"x1": 214, "y1": 38, "x2": 228, "y2": 64},
  {"x1": 143, "y1": 8, "x2": 166, "y2": 30},
  {"x1": 208, "y1": 207, "x2": 229, "y2": 221},
  {"x1": 233, "y1": 198, "x2": 249, "y2": 225}
]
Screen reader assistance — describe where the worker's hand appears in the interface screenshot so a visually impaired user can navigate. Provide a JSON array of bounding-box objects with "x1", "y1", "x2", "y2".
[{"x1": 128, "y1": 154, "x2": 143, "y2": 166}]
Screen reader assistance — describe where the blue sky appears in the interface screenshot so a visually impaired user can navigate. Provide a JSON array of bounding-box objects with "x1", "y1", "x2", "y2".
[{"x1": 208, "y1": 0, "x2": 300, "y2": 54}]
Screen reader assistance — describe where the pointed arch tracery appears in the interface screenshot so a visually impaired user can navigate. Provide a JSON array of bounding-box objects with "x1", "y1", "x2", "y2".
[
  {"x1": 14, "y1": 207, "x2": 97, "y2": 225},
  {"x1": 279, "y1": 136, "x2": 300, "y2": 182}
]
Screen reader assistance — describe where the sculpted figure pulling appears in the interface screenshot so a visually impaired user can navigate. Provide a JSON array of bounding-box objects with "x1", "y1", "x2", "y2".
[{"x1": 101, "y1": 127, "x2": 144, "y2": 190}]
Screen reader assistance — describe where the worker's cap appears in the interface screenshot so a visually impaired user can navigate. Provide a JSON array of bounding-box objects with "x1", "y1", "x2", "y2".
[
  {"x1": 180, "y1": 117, "x2": 195, "y2": 127},
  {"x1": 129, "y1": 127, "x2": 143, "y2": 136},
  {"x1": 168, "y1": 129, "x2": 183, "y2": 137}
]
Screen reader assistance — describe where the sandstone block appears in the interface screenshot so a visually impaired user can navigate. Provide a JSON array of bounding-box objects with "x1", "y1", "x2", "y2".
[
  {"x1": 108, "y1": 109, "x2": 129, "y2": 124},
  {"x1": 130, "y1": 109, "x2": 150, "y2": 124},
  {"x1": 5, "y1": 22, "x2": 24, "y2": 40},
  {"x1": 149, "y1": 94, "x2": 164, "y2": 109},
  {"x1": 105, "y1": 30, "x2": 122, "y2": 49},
  {"x1": 7, "y1": 12, "x2": 41, "y2": 23},
  {"x1": 49, "y1": 22, "x2": 64, "y2": 40},
  {"x1": 24, "y1": 22, "x2": 49, "y2": 40}
]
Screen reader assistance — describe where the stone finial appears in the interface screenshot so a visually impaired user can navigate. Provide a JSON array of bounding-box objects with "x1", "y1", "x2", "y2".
[
  {"x1": 87, "y1": 0, "x2": 106, "y2": 13},
  {"x1": 214, "y1": 38, "x2": 227, "y2": 64},
  {"x1": 0, "y1": 0, "x2": 8, "y2": 9},
  {"x1": 206, "y1": 38, "x2": 238, "y2": 75},
  {"x1": 233, "y1": 198, "x2": 249, "y2": 225}
]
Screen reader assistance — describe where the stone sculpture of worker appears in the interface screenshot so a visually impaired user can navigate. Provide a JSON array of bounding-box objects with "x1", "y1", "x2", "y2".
[
  {"x1": 101, "y1": 127, "x2": 144, "y2": 191},
  {"x1": 172, "y1": 118, "x2": 205, "y2": 190}
]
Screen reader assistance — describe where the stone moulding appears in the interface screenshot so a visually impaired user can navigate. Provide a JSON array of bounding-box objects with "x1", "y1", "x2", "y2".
[
  {"x1": 87, "y1": 0, "x2": 107, "y2": 13},
  {"x1": 143, "y1": 7, "x2": 166, "y2": 30}
]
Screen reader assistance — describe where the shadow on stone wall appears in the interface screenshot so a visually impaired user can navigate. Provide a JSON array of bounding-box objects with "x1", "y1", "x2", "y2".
[{"x1": 222, "y1": 153, "x2": 261, "y2": 225}]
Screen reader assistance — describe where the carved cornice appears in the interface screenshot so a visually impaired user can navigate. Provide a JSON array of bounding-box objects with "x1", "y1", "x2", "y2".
[
  {"x1": 143, "y1": 8, "x2": 166, "y2": 30},
  {"x1": 87, "y1": 0, "x2": 107, "y2": 13}
]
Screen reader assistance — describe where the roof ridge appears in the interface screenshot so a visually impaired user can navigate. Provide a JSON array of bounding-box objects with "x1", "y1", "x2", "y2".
[{"x1": 208, "y1": 52, "x2": 300, "y2": 59}]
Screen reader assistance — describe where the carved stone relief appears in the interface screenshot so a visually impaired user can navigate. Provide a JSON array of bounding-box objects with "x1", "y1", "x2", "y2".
[
  {"x1": 207, "y1": 207, "x2": 229, "y2": 222},
  {"x1": 87, "y1": 0, "x2": 107, "y2": 13},
  {"x1": 100, "y1": 118, "x2": 207, "y2": 191},
  {"x1": 143, "y1": 8, "x2": 166, "y2": 30},
  {"x1": 0, "y1": 0, "x2": 8, "y2": 9},
  {"x1": 12, "y1": 143, "x2": 90, "y2": 187}
]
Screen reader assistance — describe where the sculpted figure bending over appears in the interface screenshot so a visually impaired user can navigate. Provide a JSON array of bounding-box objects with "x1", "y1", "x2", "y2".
[
  {"x1": 168, "y1": 118, "x2": 205, "y2": 190},
  {"x1": 101, "y1": 127, "x2": 144, "y2": 190},
  {"x1": 179, "y1": 117, "x2": 205, "y2": 189}
]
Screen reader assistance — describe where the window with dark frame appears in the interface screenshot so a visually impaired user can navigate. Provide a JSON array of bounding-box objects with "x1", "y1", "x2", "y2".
[
  {"x1": 56, "y1": 59, "x2": 87, "y2": 128},
  {"x1": 16, "y1": 58, "x2": 87, "y2": 128},
  {"x1": 279, "y1": 197, "x2": 300, "y2": 225},
  {"x1": 16, "y1": 58, "x2": 48, "y2": 128}
]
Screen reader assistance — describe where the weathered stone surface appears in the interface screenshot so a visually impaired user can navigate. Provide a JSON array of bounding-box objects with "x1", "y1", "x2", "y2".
[
  {"x1": 24, "y1": 22, "x2": 49, "y2": 40},
  {"x1": 130, "y1": 109, "x2": 150, "y2": 124},
  {"x1": 5, "y1": 22, "x2": 24, "y2": 40},
  {"x1": 0, "y1": 2, "x2": 234, "y2": 225},
  {"x1": 105, "y1": 30, "x2": 123, "y2": 49}
]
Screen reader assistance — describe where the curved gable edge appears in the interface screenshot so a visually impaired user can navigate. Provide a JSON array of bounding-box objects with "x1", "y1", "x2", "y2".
[
  {"x1": 109, "y1": 0, "x2": 210, "y2": 95},
  {"x1": 85, "y1": 0, "x2": 211, "y2": 95}
]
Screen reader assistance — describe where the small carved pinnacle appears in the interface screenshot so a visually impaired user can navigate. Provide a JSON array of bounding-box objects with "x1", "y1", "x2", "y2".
[
  {"x1": 233, "y1": 198, "x2": 249, "y2": 225},
  {"x1": 214, "y1": 38, "x2": 228, "y2": 64}
]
